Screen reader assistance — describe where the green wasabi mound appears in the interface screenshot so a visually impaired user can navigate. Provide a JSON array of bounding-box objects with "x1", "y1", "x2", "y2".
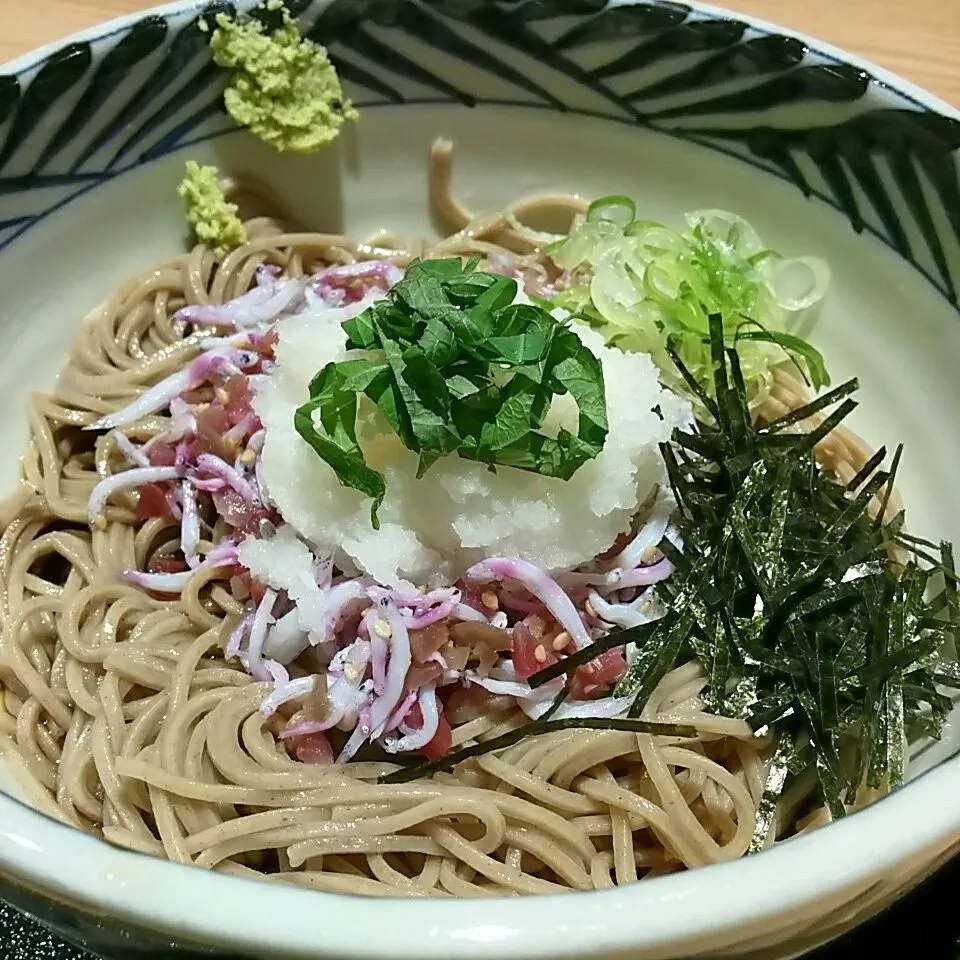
[
  {"x1": 178, "y1": 161, "x2": 247, "y2": 256},
  {"x1": 205, "y1": 1, "x2": 358, "y2": 154}
]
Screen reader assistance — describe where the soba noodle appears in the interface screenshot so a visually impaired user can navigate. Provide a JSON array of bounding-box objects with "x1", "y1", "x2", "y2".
[{"x1": 0, "y1": 144, "x2": 883, "y2": 895}]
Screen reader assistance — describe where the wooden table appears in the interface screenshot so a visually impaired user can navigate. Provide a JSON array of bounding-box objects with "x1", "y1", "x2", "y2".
[{"x1": 1, "y1": 0, "x2": 958, "y2": 107}]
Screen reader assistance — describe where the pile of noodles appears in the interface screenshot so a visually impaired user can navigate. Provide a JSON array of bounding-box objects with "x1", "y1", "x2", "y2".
[{"x1": 0, "y1": 142, "x2": 892, "y2": 897}]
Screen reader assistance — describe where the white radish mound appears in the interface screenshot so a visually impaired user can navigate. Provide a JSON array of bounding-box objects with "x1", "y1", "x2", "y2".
[{"x1": 255, "y1": 293, "x2": 692, "y2": 587}]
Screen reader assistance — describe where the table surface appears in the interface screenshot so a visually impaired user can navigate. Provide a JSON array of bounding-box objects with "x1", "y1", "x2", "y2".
[
  {"x1": 0, "y1": 2, "x2": 958, "y2": 960},
  {"x1": 0, "y1": 0, "x2": 958, "y2": 107}
]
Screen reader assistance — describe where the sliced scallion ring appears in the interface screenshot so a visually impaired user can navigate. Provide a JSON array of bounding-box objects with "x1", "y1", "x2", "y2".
[
  {"x1": 686, "y1": 209, "x2": 763, "y2": 257},
  {"x1": 766, "y1": 256, "x2": 831, "y2": 313},
  {"x1": 586, "y1": 195, "x2": 636, "y2": 228}
]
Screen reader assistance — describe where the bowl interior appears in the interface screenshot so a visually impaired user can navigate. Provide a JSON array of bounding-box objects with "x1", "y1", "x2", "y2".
[
  {"x1": 1, "y1": 1, "x2": 960, "y2": 955},
  {"x1": 2, "y1": 99, "x2": 959, "y2": 792}
]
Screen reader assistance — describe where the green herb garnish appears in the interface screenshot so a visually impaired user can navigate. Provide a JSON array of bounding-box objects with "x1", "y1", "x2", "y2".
[
  {"x1": 295, "y1": 258, "x2": 609, "y2": 526},
  {"x1": 532, "y1": 316, "x2": 960, "y2": 826}
]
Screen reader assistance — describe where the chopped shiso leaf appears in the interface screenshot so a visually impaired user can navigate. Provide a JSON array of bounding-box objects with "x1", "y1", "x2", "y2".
[
  {"x1": 454, "y1": 317, "x2": 959, "y2": 829},
  {"x1": 549, "y1": 203, "x2": 830, "y2": 408},
  {"x1": 295, "y1": 257, "x2": 609, "y2": 527},
  {"x1": 204, "y1": 1, "x2": 357, "y2": 153},
  {"x1": 177, "y1": 161, "x2": 247, "y2": 256}
]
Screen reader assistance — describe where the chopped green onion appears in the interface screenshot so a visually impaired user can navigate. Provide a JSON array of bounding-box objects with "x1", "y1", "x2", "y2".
[
  {"x1": 586, "y1": 194, "x2": 636, "y2": 228},
  {"x1": 549, "y1": 203, "x2": 831, "y2": 408}
]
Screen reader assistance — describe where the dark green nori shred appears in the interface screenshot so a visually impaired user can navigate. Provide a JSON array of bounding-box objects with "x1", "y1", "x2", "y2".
[
  {"x1": 757, "y1": 378, "x2": 859, "y2": 435},
  {"x1": 578, "y1": 314, "x2": 960, "y2": 819},
  {"x1": 898, "y1": 531, "x2": 942, "y2": 551},
  {"x1": 751, "y1": 732, "x2": 791, "y2": 850},
  {"x1": 528, "y1": 621, "x2": 660, "y2": 688},
  {"x1": 934, "y1": 663, "x2": 960, "y2": 687},
  {"x1": 846, "y1": 445, "x2": 886, "y2": 493},
  {"x1": 940, "y1": 541, "x2": 959, "y2": 660},
  {"x1": 666, "y1": 338, "x2": 719, "y2": 422},
  {"x1": 537, "y1": 675, "x2": 572, "y2": 722},
  {"x1": 874, "y1": 443, "x2": 903, "y2": 530},
  {"x1": 794, "y1": 399, "x2": 858, "y2": 455},
  {"x1": 377, "y1": 717, "x2": 697, "y2": 784},
  {"x1": 657, "y1": 533, "x2": 693, "y2": 576}
]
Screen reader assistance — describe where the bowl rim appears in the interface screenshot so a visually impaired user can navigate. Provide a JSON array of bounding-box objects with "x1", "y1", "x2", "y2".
[
  {"x1": 1, "y1": 0, "x2": 959, "y2": 956},
  {"x1": 1, "y1": 743, "x2": 958, "y2": 957}
]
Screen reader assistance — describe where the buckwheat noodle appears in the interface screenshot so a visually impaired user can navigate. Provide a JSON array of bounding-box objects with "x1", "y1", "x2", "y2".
[{"x1": 0, "y1": 140, "x2": 884, "y2": 896}]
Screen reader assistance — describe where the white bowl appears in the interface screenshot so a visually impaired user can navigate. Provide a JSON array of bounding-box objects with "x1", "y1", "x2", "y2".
[{"x1": 1, "y1": 1, "x2": 959, "y2": 957}]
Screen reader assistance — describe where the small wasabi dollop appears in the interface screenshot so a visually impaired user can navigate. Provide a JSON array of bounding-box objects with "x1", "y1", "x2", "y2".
[
  {"x1": 178, "y1": 161, "x2": 247, "y2": 256},
  {"x1": 206, "y1": 1, "x2": 358, "y2": 154}
]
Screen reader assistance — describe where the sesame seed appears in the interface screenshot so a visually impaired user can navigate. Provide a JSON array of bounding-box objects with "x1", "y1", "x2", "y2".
[
  {"x1": 240, "y1": 448, "x2": 256, "y2": 464},
  {"x1": 258, "y1": 518, "x2": 277, "y2": 540},
  {"x1": 93, "y1": 514, "x2": 108, "y2": 531},
  {"x1": 640, "y1": 546, "x2": 658, "y2": 563},
  {"x1": 584, "y1": 599, "x2": 597, "y2": 619},
  {"x1": 551, "y1": 631, "x2": 571, "y2": 652},
  {"x1": 481, "y1": 591, "x2": 499, "y2": 611},
  {"x1": 640, "y1": 600, "x2": 652, "y2": 613},
  {"x1": 534, "y1": 645, "x2": 548, "y2": 663},
  {"x1": 343, "y1": 662, "x2": 362, "y2": 682},
  {"x1": 373, "y1": 618, "x2": 392, "y2": 639}
]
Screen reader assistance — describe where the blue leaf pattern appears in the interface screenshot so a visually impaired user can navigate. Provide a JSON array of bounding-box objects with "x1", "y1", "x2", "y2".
[{"x1": 0, "y1": 0, "x2": 954, "y2": 308}]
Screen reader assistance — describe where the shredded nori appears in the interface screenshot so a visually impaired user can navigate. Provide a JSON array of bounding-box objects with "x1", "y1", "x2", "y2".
[
  {"x1": 379, "y1": 716, "x2": 696, "y2": 784},
  {"x1": 381, "y1": 315, "x2": 960, "y2": 825},
  {"x1": 542, "y1": 315, "x2": 960, "y2": 826}
]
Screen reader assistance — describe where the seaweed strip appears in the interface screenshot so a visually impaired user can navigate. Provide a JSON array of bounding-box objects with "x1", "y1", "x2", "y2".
[{"x1": 379, "y1": 717, "x2": 697, "y2": 783}]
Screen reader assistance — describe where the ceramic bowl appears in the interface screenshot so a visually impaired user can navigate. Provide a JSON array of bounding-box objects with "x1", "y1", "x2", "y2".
[{"x1": 1, "y1": 1, "x2": 959, "y2": 958}]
